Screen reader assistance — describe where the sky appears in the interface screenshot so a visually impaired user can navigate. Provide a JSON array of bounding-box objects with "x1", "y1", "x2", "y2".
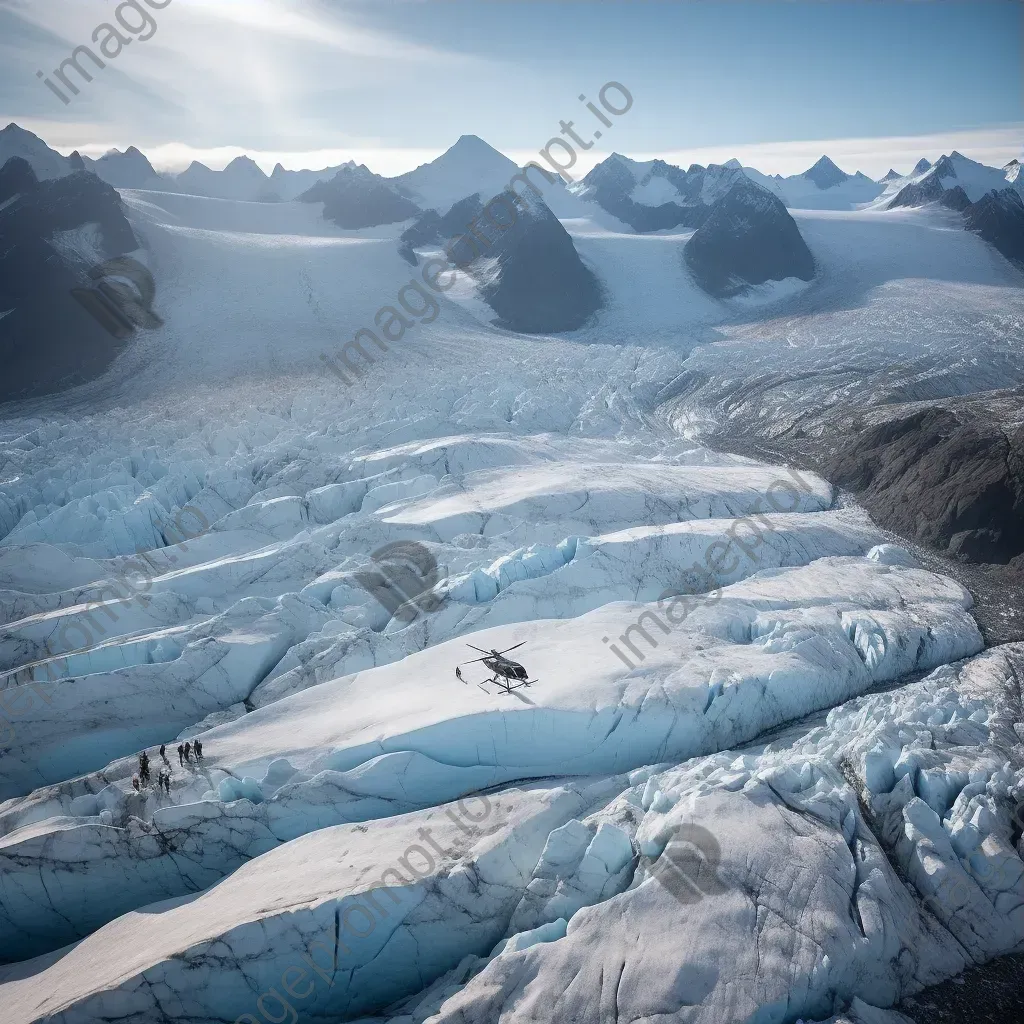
[{"x1": 0, "y1": 0, "x2": 1020, "y2": 177}]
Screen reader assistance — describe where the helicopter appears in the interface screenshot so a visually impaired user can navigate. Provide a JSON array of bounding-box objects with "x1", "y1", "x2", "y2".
[{"x1": 455, "y1": 642, "x2": 535, "y2": 694}]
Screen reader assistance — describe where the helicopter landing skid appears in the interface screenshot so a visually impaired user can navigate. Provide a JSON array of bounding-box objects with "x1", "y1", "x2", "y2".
[{"x1": 484, "y1": 676, "x2": 536, "y2": 695}]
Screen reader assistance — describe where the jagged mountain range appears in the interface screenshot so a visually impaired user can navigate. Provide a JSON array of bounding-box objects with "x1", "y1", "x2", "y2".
[{"x1": 2, "y1": 119, "x2": 1021, "y2": 401}]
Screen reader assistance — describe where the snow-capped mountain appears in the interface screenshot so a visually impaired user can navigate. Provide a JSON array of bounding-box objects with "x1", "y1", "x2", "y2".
[
  {"x1": 802, "y1": 154, "x2": 850, "y2": 189},
  {"x1": 0, "y1": 123, "x2": 71, "y2": 180},
  {"x1": 269, "y1": 160, "x2": 356, "y2": 201},
  {"x1": 80, "y1": 146, "x2": 164, "y2": 189},
  {"x1": 889, "y1": 151, "x2": 1024, "y2": 207},
  {"x1": 176, "y1": 155, "x2": 281, "y2": 202},
  {"x1": 576, "y1": 153, "x2": 746, "y2": 231},
  {"x1": 389, "y1": 134, "x2": 520, "y2": 216},
  {"x1": 741, "y1": 155, "x2": 885, "y2": 210},
  {"x1": 298, "y1": 163, "x2": 420, "y2": 229},
  {"x1": 683, "y1": 176, "x2": 815, "y2": 296}
]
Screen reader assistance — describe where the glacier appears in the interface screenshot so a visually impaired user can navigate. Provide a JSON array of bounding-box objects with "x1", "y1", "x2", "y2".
[{"x1": 0, "y1": 172, "x2": 1022, "y2": 1023}]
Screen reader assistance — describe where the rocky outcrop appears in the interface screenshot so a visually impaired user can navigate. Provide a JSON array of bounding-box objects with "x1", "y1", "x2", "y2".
[
  {"x1": 0, "y1": 154, "x2": 36, "y2": 203},
  {"x1": 888, "y1": 173, "x2": 946, "y2": 208},
  {"x1": 299, "y1": 164, "x2": 420, "y2": 229},
  {"x1": 964, "y1": 188, "x2": 1024, "y2": 267},
  {"x1": 473, "y1": 191, "x2": 603, "y2": 333},
  {"x1": 683, "y1": 177, "x2": 815, "y2": 297},
  {"x1": 939, "y1": 185, "x2": 972, "y2": 212},
  {"x1": 0, "y1": 161, "x2": 147, "y2": 401},
  {"x1": 826, "y1": 407, "x2": 1024, "y2": 564},
  {"x1": 398, "y1": 187, "x2": 602, "y2": 332}
]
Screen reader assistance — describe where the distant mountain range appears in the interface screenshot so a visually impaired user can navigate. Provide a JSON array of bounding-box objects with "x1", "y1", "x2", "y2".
[
  {"x1": 5, "y1": 121, "x2": 1019, "y2": 218},
  {"x1": 2, "y1": 119, "x2": 1021, "y2": 378}
]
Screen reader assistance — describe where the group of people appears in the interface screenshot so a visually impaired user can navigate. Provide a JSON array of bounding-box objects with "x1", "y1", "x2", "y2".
[
  {"x1": 177, "y1": 738, "x2": 203, "y2": 766},
  {"x1": 129, "y1": 738, "x2": 207, "y2": 794}
]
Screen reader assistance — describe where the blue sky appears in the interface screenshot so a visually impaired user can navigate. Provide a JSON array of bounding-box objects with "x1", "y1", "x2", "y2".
[{"x1": 1, "y1": 0, "x2": 1020, "y2": 176}]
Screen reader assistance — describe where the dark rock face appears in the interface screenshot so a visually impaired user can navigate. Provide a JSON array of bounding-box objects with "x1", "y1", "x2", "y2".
[
  {"x1": 398, "y1": 194, "x2": 483, "y2": 262},
  {"x1": 299, "y1": 165, "x2": 420, "y2": 229},
  {"x1": 913, "y1": 158, "x2": 933, "y2": 174},
  {"x1": 0, "y1": 162, "x2": 145, "y2": 401},
  {"x1": 964, "y1": 188, "x2": 1024, "y2": 267},
  {"x1": 887, "y1": 173, "x2": 946, "y2": 208},
  {"x1": 802, "y1": 155, "x2": 849, "y2": 189},
  {"x1": 683, "y1": 178, "x2": 815, "y2": 297},
  {"x1": 879, "y1": 169, "x2": 901, "y2": 182},
  {"x1": 939, "y1": 185, "x2": 971, "y2": 212},
  {"x1": 0, "y1": 155, "x2": 38, "y2": 203},
  {"x1": 472, "y1": 192, "x2": 603, "y2": 333},
  {"x1": 397, "y1": 187, "x2": 602, "y2": 333},
  {"x1": 826, "y1": 408, "x2": 1024, "y2": 564}
]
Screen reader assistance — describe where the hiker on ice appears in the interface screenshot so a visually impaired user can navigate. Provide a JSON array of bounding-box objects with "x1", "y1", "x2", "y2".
[
  {"x1": 183, "y1": 740, "x2": 192, "y2": 763},
  {"x1": 138, "y1": 751, "x2": 150, "y2": 784},
  {"x1": 194, "y1": 738, "x2": 203, "y2": 762},
  {"x1": 177, "y1": 743, "x2": 185, "y2": 766},
  {"x1": 160, "y1": 743, "x2": 168, "y2": 763}
]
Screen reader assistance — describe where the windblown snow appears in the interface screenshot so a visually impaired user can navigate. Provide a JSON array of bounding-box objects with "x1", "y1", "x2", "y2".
[{"x1": 0, "y1": 172, "x2": 1022, "y2": 1024}]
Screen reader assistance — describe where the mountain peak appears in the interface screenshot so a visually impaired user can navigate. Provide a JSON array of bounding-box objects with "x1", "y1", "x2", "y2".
[
  {"x1": 880, "y1": 168, "x2": 901, "y2": 182},
  {"x1": 913, "y1": 158, "x2": 932, "y2": 175},
  {"x1": 723, "y1": 158, "x2": 743, "y2": 170},
  {"x1": 223, "y1": 155, "x2": 267, "y2": 177},
  {"x1": 802, "y1": 155, "x2": 849, "y2": 189}
]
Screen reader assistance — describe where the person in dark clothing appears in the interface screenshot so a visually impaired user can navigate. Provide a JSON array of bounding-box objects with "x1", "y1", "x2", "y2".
[
  {"x1": 132, "y1": 775, "x2": 140, "y2": 792},
  {"x1": 183, "y1": 740, "x2": 192, "y2": 763},
  {"x1": 160, "y1": 743, "x2": 167, "y2": 763},
  {"x1": 177, "y1": 743, "x2": 185, "y2": 766},
  {"x1": 164, "y1": 772, "x2": 171, "y2": 794},
  {"x1": 139, "y1": 751, "x2": 150, "y2": 784},
  {"x1": 194, "y1": 738, "x2": 203, "y2": 761}
]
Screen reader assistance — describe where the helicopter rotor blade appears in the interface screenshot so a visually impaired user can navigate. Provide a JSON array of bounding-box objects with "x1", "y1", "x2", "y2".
[
  {"x1": 495, "y1": 641, "x2": 527, "y2": 656},
  {"x1": 458, "y1": 656, "x2": 491, "y2": 666},
  {"x1": 465, "y1": 644, "x2": 491, "y2": 655}
]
